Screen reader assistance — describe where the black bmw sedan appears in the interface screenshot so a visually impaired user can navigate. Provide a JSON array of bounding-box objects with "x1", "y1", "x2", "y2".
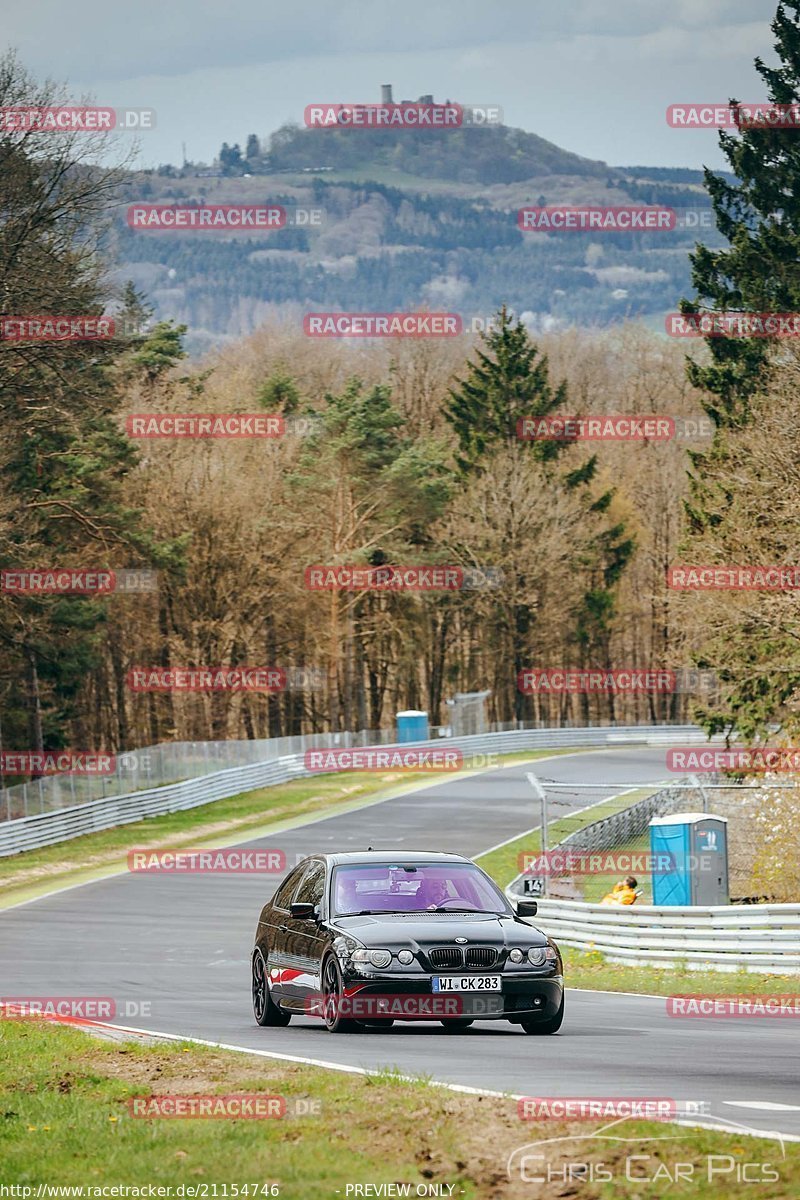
[{"x1": 251, "y1": 851, "x2": 564, "y2": 1034}]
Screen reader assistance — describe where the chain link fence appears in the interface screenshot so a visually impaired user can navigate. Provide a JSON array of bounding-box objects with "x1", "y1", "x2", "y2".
[
  {"x1": 511, "y1": 777, "x2": 800, "y2": 903},
  {"x1": 0, "y1": 715, "x2": 699, "y2": 823}
]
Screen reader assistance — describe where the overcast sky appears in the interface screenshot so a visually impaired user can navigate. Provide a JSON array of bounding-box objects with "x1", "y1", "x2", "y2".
[{"x1": 5, "y1": 0, "x2": 782, "y2": 169}]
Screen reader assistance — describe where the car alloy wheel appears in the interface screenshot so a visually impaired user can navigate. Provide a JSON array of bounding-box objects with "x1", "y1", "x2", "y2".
[
  {"x1": 252, "y1": 948, "x2": 291, "y2": 1027},
  {"x1": 321, "y1": 954, "x2": 360, "y2": 1033}
]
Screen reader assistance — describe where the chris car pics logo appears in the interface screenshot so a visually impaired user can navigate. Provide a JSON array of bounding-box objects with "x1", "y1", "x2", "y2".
[{"x1": 507, "y1": 1115, "x2": 784, "y2": 1186}]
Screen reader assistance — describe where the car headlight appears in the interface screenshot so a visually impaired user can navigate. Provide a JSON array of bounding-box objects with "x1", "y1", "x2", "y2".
[
  {"x1": 351, "y1": 948, "x2": 392, "y2": 969},
  {"x1": 508, "y1": 948, "x2": 525, "y2": 964},
  {"x1": 397, "y1": 950, "x2": 414, "y2": 965},
  {"x1": 528, "y1": 946, "x2": 557, "y2": 966}
]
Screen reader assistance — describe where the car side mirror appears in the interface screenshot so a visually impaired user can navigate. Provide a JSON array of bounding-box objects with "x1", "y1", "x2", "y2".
[
  {"x1": 516, "y1": 899, "x2": 538, "y2": 917},
  {"x1": 290, "y1": 902, "x2": 317, "y2": 920}
]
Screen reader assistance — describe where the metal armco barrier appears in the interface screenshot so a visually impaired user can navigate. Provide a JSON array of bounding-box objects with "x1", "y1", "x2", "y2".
[
  {"x1": 522, "y1": 896, "x2": 800, "y2": 974},
  {"x1": 0, "y1": 724, "x2": 708, "y2": 857}
]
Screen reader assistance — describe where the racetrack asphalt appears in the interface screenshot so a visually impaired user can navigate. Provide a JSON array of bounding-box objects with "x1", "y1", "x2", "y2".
[{"x1": 1, "y1": 745, "x2": 798, "y2": 1143}]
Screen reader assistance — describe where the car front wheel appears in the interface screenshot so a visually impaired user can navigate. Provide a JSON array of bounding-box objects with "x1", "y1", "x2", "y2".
[
  {"x1": 321, "y1": 954, "x2": 360, "y2": 1033},
  {"x1": 519, "y1": 995, "x2": 564, "y2": 1035},
  {"x1": 252, "y1": 948, "x2": 291, "y2": 1027}
]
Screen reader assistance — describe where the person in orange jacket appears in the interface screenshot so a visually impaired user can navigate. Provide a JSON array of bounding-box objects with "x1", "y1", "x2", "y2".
[{"x1": 601, "y1": 876, "x2": 640, "y2": 906}]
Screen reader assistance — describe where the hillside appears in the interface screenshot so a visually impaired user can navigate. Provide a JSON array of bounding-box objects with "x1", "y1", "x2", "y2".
[{"x1": 112, "y1": 120, "x2": 727, "y2": 353}]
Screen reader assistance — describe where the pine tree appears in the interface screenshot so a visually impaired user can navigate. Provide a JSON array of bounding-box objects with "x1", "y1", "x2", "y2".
[
  {"x1": 677, "y1": 4, "x2": 800, "y2": 734},
  {"x1": 119, "y1": 281, "x2": 153, "y2": 338},
  {"x1": 0, "y1": 51, "x2": 180, "y2": 756},
  {"x1": 681, "y1": 1, "x2": 800, "y2": 426},
  {"x1": 445, "y1": 306, "x2": 566, "y2": 471},
  {"x1": 257, "y1": 371, "x2": 300, "y2": 414},
  {"x1": 444, "y1": 309, "x2": 634, "y2": 720}
]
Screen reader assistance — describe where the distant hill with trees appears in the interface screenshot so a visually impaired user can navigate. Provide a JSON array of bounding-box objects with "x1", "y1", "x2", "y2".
[{"x1": 112, "y1": 114, "x2": 731, "y2": 350}]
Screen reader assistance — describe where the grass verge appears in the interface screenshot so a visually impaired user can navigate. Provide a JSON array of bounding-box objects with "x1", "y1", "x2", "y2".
[
  {"x1": 562, "y1": 948, "x2": 800, "y2": 995},
  {"x1": 1, "y1": 1018, "x2": 798, "y2": 1199},
  {"x1": 476, "y1": 786, "x2": 656, "y2": 889}
]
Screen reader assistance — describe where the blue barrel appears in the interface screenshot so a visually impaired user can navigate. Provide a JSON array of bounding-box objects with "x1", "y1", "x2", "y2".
[{"x1": 396, "y1": 710, "x2": 429, "y2": 743}]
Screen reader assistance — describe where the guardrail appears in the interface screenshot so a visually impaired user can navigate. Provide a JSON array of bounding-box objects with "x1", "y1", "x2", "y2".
[
  {"x1": 0, "y1": 723, "x2": 708, "y2": 858},
  {"x1": 519, "y1": 896, "x2": 800, "y2": 974}
]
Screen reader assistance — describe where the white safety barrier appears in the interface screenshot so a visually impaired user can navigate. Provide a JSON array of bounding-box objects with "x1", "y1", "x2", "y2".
[
  {"x1": 518, "y1": 897, "x2": 800, "y2": 974},
  {"x1": 0, "y1": 724, "x2": 709, "y2": 857}
]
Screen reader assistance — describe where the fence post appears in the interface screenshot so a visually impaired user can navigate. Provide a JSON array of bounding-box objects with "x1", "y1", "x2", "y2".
[
  {"x1": 526, "y1": 772, "x2": 549, "y2": 898},
  {"x1": 690, "y1": 773, "x2": 709, "y2": 813}
]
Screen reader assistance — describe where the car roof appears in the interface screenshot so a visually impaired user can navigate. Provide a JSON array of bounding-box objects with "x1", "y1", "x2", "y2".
[{"x1": 302, "y1": 851, "x2": 472, "y2": 867}]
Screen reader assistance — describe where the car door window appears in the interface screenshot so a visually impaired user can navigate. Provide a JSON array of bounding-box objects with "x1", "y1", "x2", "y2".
[
  {"x1": 272, "y1": 865, "x2": 306, "y2": 911},
  {"x1": 294, "y1": 860, "x2": 326, "y2": 909}
]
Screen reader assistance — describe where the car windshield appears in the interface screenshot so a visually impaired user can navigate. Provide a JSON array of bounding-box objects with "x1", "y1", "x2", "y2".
[{"x1": 331, "y1": 862, "x2": 510, "y2": 916}]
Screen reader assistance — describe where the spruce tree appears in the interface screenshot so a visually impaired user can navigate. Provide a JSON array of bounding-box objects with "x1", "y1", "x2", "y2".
[
  {"x1": 677, "y1": 3, "x2": 800, "y2": 734},
  {"x1": 445, "y1": 309, "x2": 634, "y2": 719},
  {"x1": 445, "y1": 306, "x2": 566, "y2": 470},
  {"x1": 681, "y1": 1, "x2": 800, "y2": 426}
]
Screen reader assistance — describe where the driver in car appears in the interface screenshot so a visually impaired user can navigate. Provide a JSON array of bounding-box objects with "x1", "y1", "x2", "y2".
[{"x1": 421, "y1": 878, "x2": 452, "y2": 910}]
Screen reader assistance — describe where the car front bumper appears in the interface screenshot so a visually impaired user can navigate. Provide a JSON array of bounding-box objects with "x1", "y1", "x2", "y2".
[{"x1": 338, "y1": 970, "x2": 564, "y2": 1021}]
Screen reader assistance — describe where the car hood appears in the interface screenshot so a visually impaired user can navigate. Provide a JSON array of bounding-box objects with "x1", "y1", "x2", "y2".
[{"x1": 330, "y1": 911, "x2": 549, "y2": 948}]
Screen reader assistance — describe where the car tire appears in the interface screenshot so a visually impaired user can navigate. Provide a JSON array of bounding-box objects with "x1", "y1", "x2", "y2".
[
  {"x1": 519, "y1": 996, "x2": 564, "y2": 1035},
  {"x1": 321, "y1": 954, "x2": 360, "y2": 1033},
  {"x1": 441, "y1": 1019, "x2": 474, "y2": 1032},
  {"x1": 252, "y1": 948, "x2": 291, "y2": 1027}
]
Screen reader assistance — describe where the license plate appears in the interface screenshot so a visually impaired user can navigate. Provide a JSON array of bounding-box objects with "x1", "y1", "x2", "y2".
[{"x1": 432, "y1": 975, "x2": 501, "y2": 992}]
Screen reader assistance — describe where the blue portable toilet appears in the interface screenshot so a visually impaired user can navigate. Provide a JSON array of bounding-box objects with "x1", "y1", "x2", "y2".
[
  {"x1": 649, "y1": 812, "x2": 729, "y2": 906},
  {"x1": 396, "y1": 710, "x2": 429, "y2": 743}
]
